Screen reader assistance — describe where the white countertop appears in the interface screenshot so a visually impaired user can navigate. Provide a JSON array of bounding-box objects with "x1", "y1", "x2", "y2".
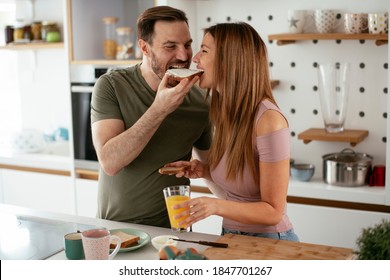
[
  {"x1": 0, "y1": 142, "x2": 72, "y2": 171},
  {"x1": 288, "y1": 176, "x2": 386, "y2": 205},
  {"x1": 0, "y1": 203, "x2": 220, "y2": 260}
]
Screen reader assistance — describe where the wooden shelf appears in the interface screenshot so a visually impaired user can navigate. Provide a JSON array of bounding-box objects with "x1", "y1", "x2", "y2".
[
  {"x1": 268, "y1": 33, "x2": 388, "y2": 46},
  {"x1": 298, "y1": 128, "x2": 369, "y2": 147},
  {"x1": 0, "y1": 42, "x2": 64, "y2": 50}
]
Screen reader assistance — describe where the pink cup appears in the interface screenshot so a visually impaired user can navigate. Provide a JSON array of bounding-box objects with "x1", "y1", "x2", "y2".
[
  {"x1": 369, "y1": 165, "x2": 386, "y2": 187},
  {"x1": 81, "y1": 229, "x2": 121, "y2": 260}
]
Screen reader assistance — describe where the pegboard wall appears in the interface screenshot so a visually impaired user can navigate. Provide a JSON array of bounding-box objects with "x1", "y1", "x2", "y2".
[{"x1": 190, "y1": 0, "x2": 389, "y2": 178}]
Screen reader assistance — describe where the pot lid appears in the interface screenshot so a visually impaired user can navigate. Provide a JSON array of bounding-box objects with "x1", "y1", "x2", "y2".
[{"x1": 322, "y1": 148, "x2": 372, "y2": 163}]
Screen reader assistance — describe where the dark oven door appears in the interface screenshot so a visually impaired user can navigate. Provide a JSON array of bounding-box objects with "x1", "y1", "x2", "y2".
[{"x1": 71, "y1": 82, "x2": 98, "y2": 170}]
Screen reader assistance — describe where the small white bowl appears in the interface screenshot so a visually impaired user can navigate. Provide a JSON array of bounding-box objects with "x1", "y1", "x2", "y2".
[{"x1": 151, "y1": 235, "x2": 178, "y2": 251}]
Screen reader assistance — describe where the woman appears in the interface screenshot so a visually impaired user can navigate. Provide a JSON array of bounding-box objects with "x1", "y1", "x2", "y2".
[{"x1": 165, "y1": 22, "x2": 299, "y2": 241}]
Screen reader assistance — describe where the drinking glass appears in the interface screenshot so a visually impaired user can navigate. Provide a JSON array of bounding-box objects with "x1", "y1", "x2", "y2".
[
  {"x1": 163, "y1": 185, "x2": 190, "y2": 232},
  {"x1": 318, "y1": 62, "x2": 350, "y2": 133}
]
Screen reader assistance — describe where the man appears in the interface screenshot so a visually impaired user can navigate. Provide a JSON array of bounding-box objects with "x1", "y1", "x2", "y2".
[{"x1": 91, "y1": 6, "x2": 211, "y2": 227}]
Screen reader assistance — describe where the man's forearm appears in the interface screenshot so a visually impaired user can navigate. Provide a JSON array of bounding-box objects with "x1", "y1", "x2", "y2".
[{"x1": 100, "y1": 106, "x2": 168, "y2": 175}]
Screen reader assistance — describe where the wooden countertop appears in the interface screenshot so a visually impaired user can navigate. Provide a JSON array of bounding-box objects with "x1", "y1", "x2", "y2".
[{"x1": 203, "y1": 234, "x2": 354, "y2": 260}]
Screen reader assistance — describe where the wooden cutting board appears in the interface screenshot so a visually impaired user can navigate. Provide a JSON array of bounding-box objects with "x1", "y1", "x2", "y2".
[{"x1": 203, "y1": 234, "x2": 354, "y2": 260}]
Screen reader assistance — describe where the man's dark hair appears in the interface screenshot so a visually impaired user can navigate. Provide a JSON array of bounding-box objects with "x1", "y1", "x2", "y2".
[{"x1": 137, "y1": 6, "x2": 188, "y2": 45}]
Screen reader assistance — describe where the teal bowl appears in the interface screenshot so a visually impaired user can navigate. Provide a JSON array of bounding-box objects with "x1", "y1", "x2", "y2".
[{"x1": 290, "y1": 164, "x2": 315, "y2": 182}]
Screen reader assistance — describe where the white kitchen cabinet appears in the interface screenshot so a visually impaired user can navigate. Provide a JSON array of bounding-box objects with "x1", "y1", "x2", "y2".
[
  {"x1": 0, "y1": 169, "x2": 74, "y2": 214},
  {"x1": 74, "y1": 178, "x2": 98, "y2": 218},
  {"x1": 287, "y1": 203, "x2": 390, "y2": 249}
]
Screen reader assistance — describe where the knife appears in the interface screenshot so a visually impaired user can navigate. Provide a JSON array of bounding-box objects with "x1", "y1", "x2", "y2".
[{"x1": 173, "y1": 238, "x2": 228, "y2": 248}]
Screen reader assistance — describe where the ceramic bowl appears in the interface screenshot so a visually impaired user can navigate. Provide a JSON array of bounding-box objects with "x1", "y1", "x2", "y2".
[
  {"x1": 151, "y1": 235, "x2": 178, "y2": 251},
  {"x1": 290, "y1": 164, "x2": 315, "y2": 182}
]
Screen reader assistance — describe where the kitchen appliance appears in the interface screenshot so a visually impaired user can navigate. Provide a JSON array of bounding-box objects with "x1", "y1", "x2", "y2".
[
  {"x1": 70, "y1": 65, "x2": 109, "y2": 169},
  {"x1": 322, "y1": 148, "x2": 373, "y2": 186}
]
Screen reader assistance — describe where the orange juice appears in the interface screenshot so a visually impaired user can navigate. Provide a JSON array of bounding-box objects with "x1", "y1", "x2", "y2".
[{"x1": 165, "y1": 195, "x2": 190, "y2": 230}]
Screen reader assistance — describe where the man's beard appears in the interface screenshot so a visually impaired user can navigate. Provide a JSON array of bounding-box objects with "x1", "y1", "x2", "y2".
[{"x1": 150, "y1": 50, "x2": 166, "y2": 80}]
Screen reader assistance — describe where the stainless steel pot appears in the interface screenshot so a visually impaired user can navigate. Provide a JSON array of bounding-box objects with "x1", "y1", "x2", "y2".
[{"x1": 322, "y1": 148, "x2": 373, "y2": 187}]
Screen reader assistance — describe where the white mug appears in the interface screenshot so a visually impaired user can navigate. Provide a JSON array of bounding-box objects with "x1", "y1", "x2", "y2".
[
  {"x1": 288, "y1": 10, "x2": 308, "y2": 33},
  {"x1": 368, "y1": 12, "x2": 388, "y2": 34},
  {"x1": 344, "y1": 13, "x2": 368, "y2": 34},
  {"x1": 315, "y1": 10, "x2": 337, "y2": 33}
]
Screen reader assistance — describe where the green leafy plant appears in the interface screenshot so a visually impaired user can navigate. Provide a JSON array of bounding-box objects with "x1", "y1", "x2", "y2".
[{"x1": 355, "y1": 219, "x2": 390, "y2": 260}]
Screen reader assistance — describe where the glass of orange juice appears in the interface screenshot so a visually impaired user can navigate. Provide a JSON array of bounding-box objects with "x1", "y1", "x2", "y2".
[{"x1": 163, "y1": 185, "x2": 190, "y2": 232}]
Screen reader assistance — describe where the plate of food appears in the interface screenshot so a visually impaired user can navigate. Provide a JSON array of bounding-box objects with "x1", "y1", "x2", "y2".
[{"x1": 109, "y1": 228, "x2": 151, "y2": 252}]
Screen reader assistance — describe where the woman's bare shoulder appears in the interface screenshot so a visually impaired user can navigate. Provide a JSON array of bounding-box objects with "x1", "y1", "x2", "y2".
[{"x1": 256, "y1": 109, "x2": 288, "y2": 136}]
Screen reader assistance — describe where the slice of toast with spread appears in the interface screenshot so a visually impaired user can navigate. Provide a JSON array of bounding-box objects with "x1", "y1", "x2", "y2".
[{"x1": 110, "y1": 231, "x2": 140, "y2": 249}]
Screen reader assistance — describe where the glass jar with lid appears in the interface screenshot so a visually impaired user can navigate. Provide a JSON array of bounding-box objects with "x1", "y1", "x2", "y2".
[
  {"x1": 13, "y1": 22, "x2": 25, "y2": 42},
  {"x1": 102, "y1": 17, "x2": 118, "y2": 59},
  {"x1": 41, "y1": 21, "x2": 60, "y2": 42},
  {"x1": 116, "y1": 27, "x2": 133, "y2": 60},
  {"x1": 31, "y1": 21, "x2": 42, "y2": 41}
]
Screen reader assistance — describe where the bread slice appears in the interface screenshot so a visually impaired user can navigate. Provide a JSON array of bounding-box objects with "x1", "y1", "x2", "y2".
[
  {"x1": 159, "y1": 166, "x2": 188, "y2": 175},
  {"x1": 166, "y1": 68, "x2": 203, "y2": 86},
  {"x1": 167, "y1": 68, "x2": 204, "y2": 80},
  {"x1": 110, "y1": 231, "x2": 140, "y2": 249}
]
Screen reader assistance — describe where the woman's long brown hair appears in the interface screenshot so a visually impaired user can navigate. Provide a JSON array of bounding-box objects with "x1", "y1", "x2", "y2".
[{"x1": 206, "y1": 22, "x2": 276, "y2": 182}]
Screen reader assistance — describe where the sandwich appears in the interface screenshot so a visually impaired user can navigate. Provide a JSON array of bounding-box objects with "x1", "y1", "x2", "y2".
[
  {"x1": 110, "y1": 231, "x2": 140, "y2": 249},
  {"x1": 166, "y1": 68, "x2": 204, "y2": 86}
]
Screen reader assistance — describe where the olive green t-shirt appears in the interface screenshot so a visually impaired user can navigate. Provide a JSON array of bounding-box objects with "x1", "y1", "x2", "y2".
[{"x1": 91, "y1": 64, "x2": 211, "y2": 227}]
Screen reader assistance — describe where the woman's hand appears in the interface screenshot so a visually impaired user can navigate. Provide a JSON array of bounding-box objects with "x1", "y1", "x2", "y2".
[
  {"x1": 174, "y1": 196, "x2": 219, "y2": 228},
  {"x1": 161, "y1": 159, "x2": 208, "y2": 179}
]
